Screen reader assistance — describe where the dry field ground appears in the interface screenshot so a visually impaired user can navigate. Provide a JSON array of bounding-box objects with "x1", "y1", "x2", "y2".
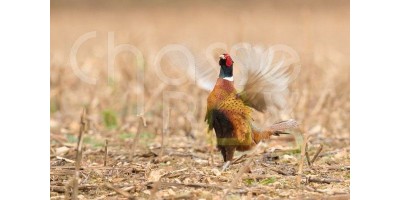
[{"x1": 50, "y1": 0, "x2": 350, "y2": 199}]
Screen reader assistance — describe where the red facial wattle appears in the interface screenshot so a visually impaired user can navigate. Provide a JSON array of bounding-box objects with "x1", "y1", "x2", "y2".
[{"x1": 224, "y1": 54, "x2": 233, "y2": 67}]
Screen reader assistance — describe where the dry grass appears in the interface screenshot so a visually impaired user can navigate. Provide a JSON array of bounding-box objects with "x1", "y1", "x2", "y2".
[{"x1": 50, "y1": 0, "x2": 349, "y2": 199}]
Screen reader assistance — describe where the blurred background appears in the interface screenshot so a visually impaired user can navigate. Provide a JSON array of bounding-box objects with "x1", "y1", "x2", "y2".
[
  {"x1": 51, "y1": 0, "x2": 349, "y2": 141},
  {"x1": 51, "y1": 0, "x2": 349, "y2": 197}
]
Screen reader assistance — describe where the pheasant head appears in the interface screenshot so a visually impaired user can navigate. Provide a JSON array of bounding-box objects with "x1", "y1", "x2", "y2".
[{"x1": 218, "y1": 53, "x2": 234, "y2": 80}]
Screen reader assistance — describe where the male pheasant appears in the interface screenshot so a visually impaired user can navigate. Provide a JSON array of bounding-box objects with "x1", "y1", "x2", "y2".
[
  {"x1": 205, "y1": 53, "x2": 298, "y2": 169},
  {"x1": 168, "y1": 45, "x2": 300, "y2": 169}
]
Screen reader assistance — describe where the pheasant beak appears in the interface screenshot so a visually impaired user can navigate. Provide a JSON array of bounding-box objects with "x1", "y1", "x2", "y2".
[{"x1": 219, "y1": 54, "x2": 226, "y2": 59}]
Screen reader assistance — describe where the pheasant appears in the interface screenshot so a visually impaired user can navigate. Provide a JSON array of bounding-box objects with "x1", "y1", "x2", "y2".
[{"x1": 167, "y1": 45, "x2": 300, "y2": 169}]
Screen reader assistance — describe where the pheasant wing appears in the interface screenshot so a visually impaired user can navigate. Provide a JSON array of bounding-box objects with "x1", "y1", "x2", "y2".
[
  {"x1": 162, "y1": 44, "x2": 226, "y2": 91},
  {"x1": 231, "y1": 44, "x2": 300, "y2": 113},
  {"x1": 164, "y1": 44, "x2": 300, "y2": 114}
]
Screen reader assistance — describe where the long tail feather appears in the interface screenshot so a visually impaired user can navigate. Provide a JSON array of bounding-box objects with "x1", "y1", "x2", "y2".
[
  {"x1": 267, "y1": 119, "x2": 299, "y2": 133},
  {"x1": 252, "y1": 119, "x2": 299, "y2": 143}
]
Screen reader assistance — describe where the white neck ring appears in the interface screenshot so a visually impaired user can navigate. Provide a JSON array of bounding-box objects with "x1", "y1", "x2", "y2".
[{"x1": 223, "y1": 76, "x2": 234, "y2": 81}]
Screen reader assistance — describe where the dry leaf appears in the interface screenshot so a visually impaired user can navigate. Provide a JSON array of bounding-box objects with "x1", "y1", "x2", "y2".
[
  {"x1": 143, "y1": 190, "x2": 151, "y2": 195},
  {"x1": 211, "y1": 168, "x2": 221, "y2": 176},
  {"x1": 167, "y1": 189, "x2": 176, "y2": 196},
  {"x1": 56, "y1": 156, "x2": 75, "y2": 163},
  {"x1": 55, "y1": 146, "x2": 69, "y2": 156},
  {"x1": 282, "y1": 154, "x2": 297, "y2": 161},
  {"x1": 148, "y1": 169, "x2": 164, "y2": 182}
]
